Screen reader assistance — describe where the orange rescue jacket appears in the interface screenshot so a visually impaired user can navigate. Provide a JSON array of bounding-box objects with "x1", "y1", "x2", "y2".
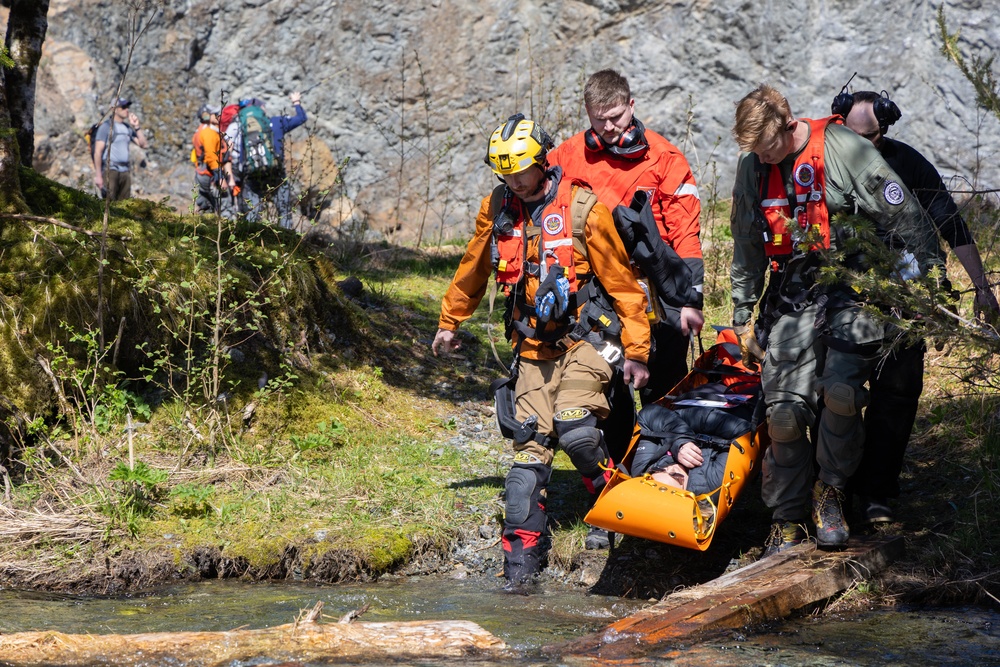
[
  {"x1": 439, "y1": 176, "x2": 651, "y2": 363},
  {"x1": 547, "y1": 128, "x2": 702, "y2": 264},
  {"x1": 192, "y1": 124, "x2": 227, "y2": 176}
]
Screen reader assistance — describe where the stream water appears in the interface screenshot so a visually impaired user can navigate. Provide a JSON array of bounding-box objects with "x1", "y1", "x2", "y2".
[{"x1": 2, "y1": 576, "x2": 999, "y2": 666}]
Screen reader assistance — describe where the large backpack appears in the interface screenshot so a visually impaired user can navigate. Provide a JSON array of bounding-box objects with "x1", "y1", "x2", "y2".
[
  {"x1": 84, "y1": 120, "x2": 106, "y2": 162},
  {"x1": 219, "y1": 104, "x2": 240, "y2": 134},
  {"x1": 237, "y1": 105, "x2": 277, "y2": 174}
]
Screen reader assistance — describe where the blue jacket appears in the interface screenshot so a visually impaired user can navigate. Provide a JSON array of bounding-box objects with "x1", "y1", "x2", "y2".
[{"x1": 270, "y1": 104, "x2": 307, "y2": 161}]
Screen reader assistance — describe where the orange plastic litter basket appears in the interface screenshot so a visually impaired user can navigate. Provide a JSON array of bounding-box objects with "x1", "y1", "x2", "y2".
[{"x1": 584, "y1": 333, "x2": 768, "y2": 551}]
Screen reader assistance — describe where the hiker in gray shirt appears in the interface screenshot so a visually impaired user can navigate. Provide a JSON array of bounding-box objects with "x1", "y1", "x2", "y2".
[{"x1": 93, "y1": 97, "x2": 148, "y2": 200}]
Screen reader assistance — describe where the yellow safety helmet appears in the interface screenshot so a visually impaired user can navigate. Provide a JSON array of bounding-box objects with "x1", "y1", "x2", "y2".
[{"x1": 484, "y1": 113, "x2": 553, "y2": 176}]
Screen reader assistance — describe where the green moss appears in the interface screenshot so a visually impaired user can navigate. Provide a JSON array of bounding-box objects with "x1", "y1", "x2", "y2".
[
  {"x1": 221, "y1": 523, "x2": 287, "y2": 570},
  {"x1": 18, "y1": 167, "x2": 105, "y2": 220},
  {"x1": 355, "y1": 528, "x2": 417, "y2": 572},
  {"x1": 0, "y1": 172, "x2": 510, "y2": 587},
  {"x1": 0, "y1": 167, "x2": 377, "y2": 420}
]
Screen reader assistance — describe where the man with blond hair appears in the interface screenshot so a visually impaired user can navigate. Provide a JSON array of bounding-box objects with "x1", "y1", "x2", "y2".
[{"x1": 729, "y1": 84, "x2": 944, "y2": 555}]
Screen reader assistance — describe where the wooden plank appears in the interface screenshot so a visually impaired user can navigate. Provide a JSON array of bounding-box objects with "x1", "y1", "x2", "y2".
[
  {"x1": 0, "y1": 618, "x2": 507, "y2": 667},
  {"x1": 549, "y1": 534, "x2": 903, "y2": 662}
]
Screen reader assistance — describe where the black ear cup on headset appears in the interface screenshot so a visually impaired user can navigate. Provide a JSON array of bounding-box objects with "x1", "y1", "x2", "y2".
[
  {"x1": 831, "y1": 88, "x2": 854, "y2": 118},
  {"x1": 832, "y1": 85, "x2": 901, "y2": 135},
  {"x1": 584, "y1": 128, "x2": 604, "y2": 151},
  {"x1": 873, "y1": 91, "x2": 902, "y2": 132}
]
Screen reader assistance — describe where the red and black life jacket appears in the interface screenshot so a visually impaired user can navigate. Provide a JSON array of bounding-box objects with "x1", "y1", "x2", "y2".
[
  {"x1": 492, "y1": 181, "x2": 588, "y2": 294},
  {"x1": 760, "y1": 117, "x2": 838, "y2": 258},
  {"x1": 489, "y1": 180, "x2": 624, "y2": 346}
]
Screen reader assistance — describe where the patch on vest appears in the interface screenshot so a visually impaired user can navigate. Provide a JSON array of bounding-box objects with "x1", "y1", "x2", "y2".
[
  {"x1": 794, "y1": 163, "x2": 815, "y2": 187},
  {"x1": 883, "y1": 180, "x2": 904, "y2": 205},
  {"x1": 543, "y1": 212, "x2": 564, "y2": 235}
]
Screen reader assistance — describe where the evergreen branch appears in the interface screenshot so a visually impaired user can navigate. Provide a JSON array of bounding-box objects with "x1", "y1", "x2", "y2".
[{"x1": 938, "y1": 7, "x2": 1000, "y2": 119}]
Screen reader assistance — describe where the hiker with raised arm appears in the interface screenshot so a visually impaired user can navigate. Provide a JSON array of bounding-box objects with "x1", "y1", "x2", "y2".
[{"x1": 231, "y1": 92, "x2": 307, "y2": 228}]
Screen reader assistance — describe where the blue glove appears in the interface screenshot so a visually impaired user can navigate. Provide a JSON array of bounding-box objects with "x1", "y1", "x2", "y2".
[
  {"x1": 535, "y1": 267, "x2": 570, "y2": 322},
  {"x1": 536, "y1": 290, "x2": 556, "y2": 322}
]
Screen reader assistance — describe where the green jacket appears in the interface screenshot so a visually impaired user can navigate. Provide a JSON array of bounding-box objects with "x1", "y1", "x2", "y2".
[{"x1": 729, "y1": 120, "x2": 945, "y2": 326}]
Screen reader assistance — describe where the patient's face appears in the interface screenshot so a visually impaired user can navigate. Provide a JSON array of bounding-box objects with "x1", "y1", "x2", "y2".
[{"x1": 652, "y1": 464, "x2": 689, "y2": 489}]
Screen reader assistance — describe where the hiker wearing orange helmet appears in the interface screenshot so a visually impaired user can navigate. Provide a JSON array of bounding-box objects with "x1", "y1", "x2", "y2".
[{"x1": 433, "y1": 113, "x2": 650, "y2": 585}]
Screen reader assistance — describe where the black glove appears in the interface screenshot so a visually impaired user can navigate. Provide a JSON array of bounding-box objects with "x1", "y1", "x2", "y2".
[{"x1": 534, "y1": 266, "x2": 570, "y2": 323}]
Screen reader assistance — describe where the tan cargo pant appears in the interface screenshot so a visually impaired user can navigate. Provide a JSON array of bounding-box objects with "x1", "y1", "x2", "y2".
[{"x1": 514, "y1": 342, "x2": 613, "y2": 465}]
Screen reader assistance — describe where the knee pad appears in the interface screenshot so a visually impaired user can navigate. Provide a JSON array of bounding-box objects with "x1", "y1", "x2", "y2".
[
  {"x1": 505, "y1": 463, "x2": 549, "y2": 526},
  {"x1": 554, "y1": 407, "x2": 599, "y2": 434},
  {"x1": 768, "y1": 403, "x2": 808, "y2": 444},
  {"x1": 554, "y1": 407, "x2": 608, "y2": 477},
  {"x1": 558, "y1": 426, "x2": 609, "y2": 478},
  {"x1": 824, "y1": 382, "x2": 857, "y2": 417},
  {"x1": 766, "y1": 434, "x2": 812, "y2": 469}
]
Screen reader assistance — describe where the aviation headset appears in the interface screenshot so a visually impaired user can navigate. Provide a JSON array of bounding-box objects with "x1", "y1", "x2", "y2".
[
  {"x1": 584, "y1": 117, "x2": 649, "y2": 159},
  {"x1": 831, "y1": 73, "x2": 902, "y2": 135}
]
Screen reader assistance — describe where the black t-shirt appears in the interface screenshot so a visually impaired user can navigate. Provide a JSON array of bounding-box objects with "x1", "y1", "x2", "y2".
[{"x1": 880, "y1": 137, "x2": 973, "y2": 248}]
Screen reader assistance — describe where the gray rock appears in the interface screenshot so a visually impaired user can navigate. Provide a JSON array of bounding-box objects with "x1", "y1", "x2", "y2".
[{"x1": 35, "y1": 0, "x2": 1000, "y2": 240}]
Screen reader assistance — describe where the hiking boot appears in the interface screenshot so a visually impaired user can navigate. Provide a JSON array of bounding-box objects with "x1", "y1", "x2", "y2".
[
  {"x1": 812, "y1": 479, "x2": 849, "y2": 549},
  {"x1": 584, "y1": 524, "x2": 611, "y2": 550},
  {"x1": 762, "y1": 521, "x2": 807, "y2": 558},
  {"x1": 858, "y1": 495, "x2": 894, "y2": 524}
]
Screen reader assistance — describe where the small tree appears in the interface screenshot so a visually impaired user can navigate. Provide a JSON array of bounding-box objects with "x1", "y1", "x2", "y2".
[
  {"x1": 4, "y1": 0, "x2": 51, "y2": 169},
  {"x1": 938, "y1": 7, "x2": 1000, "y2": 121}
]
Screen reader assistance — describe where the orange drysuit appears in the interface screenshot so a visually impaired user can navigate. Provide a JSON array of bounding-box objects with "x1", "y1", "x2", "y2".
[
  {"x1": 547, "y1": 128, "x2": 703, "y2": 303},
  {"x1": 438, "y1": 174, "x2": 650, "y2": 364}
]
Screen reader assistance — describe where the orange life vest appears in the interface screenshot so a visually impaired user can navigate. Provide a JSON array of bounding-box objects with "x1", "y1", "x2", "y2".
[
  {"x1": 760, "y1": 117, "x2": 838, "y2": 258},
  {"x1": 492, "y1": 182, "x2": 584, "y2": 293}
]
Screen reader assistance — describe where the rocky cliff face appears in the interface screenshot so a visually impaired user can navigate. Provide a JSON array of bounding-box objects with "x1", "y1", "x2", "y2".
[{"x1": 22, "y1": 0, "x2": 1000, "y2": 239}]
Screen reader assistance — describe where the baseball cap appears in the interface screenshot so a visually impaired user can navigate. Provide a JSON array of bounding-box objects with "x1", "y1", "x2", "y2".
[
  {"x1": 203, "y1": 103, "x2": 221, "y2": 115},
  {"x1": 117, "y1": 98, "x2": 132, "y2": 108}
]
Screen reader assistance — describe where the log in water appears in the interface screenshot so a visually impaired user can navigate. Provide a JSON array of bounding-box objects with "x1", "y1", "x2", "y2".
[{"x1": 0, "y1": 617, "x2": 507, "y2": 666}]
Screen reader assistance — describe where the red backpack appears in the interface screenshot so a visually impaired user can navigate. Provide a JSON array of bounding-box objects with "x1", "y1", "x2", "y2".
[{"x1": 219, "y1": 104, "x2": 240, "y2": 133}]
